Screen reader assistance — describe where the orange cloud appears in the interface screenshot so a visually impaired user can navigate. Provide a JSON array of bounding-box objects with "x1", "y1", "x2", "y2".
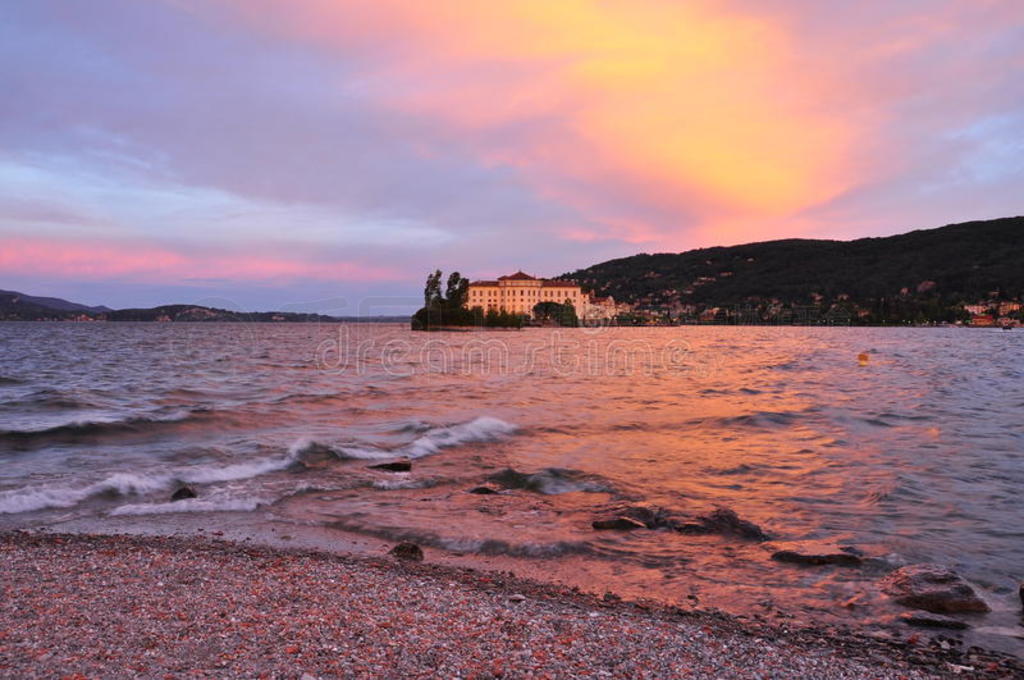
[
  {"x1": 0, "y1": 237, "x2": 401, "y2": 282},
  {"x1": 208, "y1": 0, "x2": 856, "y2": 244}
]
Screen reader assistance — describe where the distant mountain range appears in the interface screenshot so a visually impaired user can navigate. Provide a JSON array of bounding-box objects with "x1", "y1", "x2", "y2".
[
  {"x1": 0, "y1": 290, "x2": 112, "y2": 317},
  {"x1": 0, "y1": 291, "x2": 402, "y2": 323},
  {"x1": 564, "y1": 216, "x2": 1024, "y2": 324}
]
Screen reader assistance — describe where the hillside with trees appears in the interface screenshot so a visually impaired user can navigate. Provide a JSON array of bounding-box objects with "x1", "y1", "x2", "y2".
[{"x1": 564, "y1": 216, "x2": 1024, "y2": 325}]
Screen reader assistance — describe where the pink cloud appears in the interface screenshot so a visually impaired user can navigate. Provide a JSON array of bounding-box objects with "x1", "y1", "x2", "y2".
[
  {"x1": 0, "y1": 237, "x2": 402, "y2": 283},
  {"x1": 190, "y1": 0, "x2": 1023, "y2": 249}
]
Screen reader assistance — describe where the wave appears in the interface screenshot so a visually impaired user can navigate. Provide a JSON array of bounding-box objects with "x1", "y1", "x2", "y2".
[
  {"x1": 711, "y1": 463, "x2": 762, "y2": 476},
  {"x1": 0, "y1": 388, "x2": 99, "y2": 411},
  {"x1": 686, "y1": 409, "x2": 816, "y2": 431},
  {"x1": 110, "y1": 497, "x2": 269, "y2": 516},
  {"x1": 0, "y1": 472, "x2": 173, "y2": 514},
  {"x1": 0, "y1": 409, "x2": 208, "y2": 443},
  {"x1": 0, "y1": 376, "x2": 24, "y2": 385},
  {"x1": 487, "y1": 467, "x2": 615, "y2": 495},
  {"x1": 0, "y1": 415, "x2": 515, "y2": 515},
  {"x1": 0, "y1": 446, "x2": 305, "y2": 515},
  {"x1": 269, "y1": 392, "x2": 350, "y2": 407},
  {"x1": 332, "y1": 416, "x2": 518, "y2": 460},
  {"x1": 180, "y1": 454, "x2": 302, "y2": 485}
]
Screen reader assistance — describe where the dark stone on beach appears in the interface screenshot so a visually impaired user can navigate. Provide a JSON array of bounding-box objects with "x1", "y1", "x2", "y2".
[
  {"x1": 389, "y1": 542, "x2": 424, "y2": 561},
  {"x1": 592, "y1": 517, "x2": 647, "y2": 531},
  {"x1": 468, "y1": 485, "x2": 500, "y2": 495},
  {"x1": 678, "y1": 507, "x2": 768, "y2": 541},
  {"x1": 170, "y1": 486, "x2": 197, "y2": 501},
  {"x1": 899, "y1": 612, "x2": 970, "y2": 630},
  {"x1": 881, "y1": 564, "x2": 990, "y2": 614},
  {"x1": 771, "y1": 542, "x2": 863, "y2": 568},
  {"x1": 369, "y1": 460, "x2": 412, "y2": 472}
]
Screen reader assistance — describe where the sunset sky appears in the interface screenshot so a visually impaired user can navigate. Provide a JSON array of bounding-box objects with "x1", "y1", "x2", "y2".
[{"x1": 2, "y1": 1, "x2": 1022, "y2": 312}]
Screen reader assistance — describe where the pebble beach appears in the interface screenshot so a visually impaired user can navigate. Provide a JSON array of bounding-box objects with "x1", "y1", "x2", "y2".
[{"x1": 2, "y1": 532, "x2": 1018, "y2": 679}]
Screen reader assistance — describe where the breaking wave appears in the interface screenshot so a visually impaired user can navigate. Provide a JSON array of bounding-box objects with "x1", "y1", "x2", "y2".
[
  {"x1": 0, "y1": 472, "x2": 173, "y2": 514},
  {"x1": 330, "y1": 416, "x2": 518, "y2": 460},
  {"x1": 0, "y1": 416, "x2": 515, "y2": 515},
  {"x1": 0, "y1": 446, "x2": 305, "y2": 515}
]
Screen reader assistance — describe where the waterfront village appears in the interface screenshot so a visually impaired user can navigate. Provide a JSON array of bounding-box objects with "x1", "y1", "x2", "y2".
[
  {"x1": 457, "y1": 271, "x2": 1022, "y2": 328},
  {"x1": 397, "y1": 268, "x2": 1024, "y2": 327}
]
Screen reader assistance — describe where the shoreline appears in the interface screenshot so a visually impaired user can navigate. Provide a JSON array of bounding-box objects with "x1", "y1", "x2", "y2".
[{"x1": 2, "y1": 531, "x2": 1019, "y2": 679}]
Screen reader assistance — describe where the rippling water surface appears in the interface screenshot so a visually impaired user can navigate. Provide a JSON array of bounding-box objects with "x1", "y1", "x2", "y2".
[{"x1": 2, "y1": 323, "x2": 1022, "y2": 652}]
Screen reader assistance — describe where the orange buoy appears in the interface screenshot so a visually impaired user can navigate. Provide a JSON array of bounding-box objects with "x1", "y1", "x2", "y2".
[{"x1": 857, "y1": 352, "x2": 870, "y2": 366}]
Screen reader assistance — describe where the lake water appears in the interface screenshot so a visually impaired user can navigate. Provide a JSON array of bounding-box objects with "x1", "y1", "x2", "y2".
[{"x1": 1, "y1": 323, "x2": 1022, "y2": 653}]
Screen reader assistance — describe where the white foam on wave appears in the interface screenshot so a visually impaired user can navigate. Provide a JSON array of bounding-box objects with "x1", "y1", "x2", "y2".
[
  {"x1": 0, "y1": 447, "x2": 304, "y2": 515},
  {"x1": 0, "y1": 472, "x2": 173, "y2": 514},
  {"x1": 339, "y1": 416, "x2": 518, "y2": 460},
  {"x1": 179, "y1": 456, "x2": 297, "y2": 484},
  {"x1": 0, "y1": 415, "x2": 517, "y2": 515}
]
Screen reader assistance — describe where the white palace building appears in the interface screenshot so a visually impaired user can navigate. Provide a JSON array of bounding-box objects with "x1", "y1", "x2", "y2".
[{"x1": 466, "y1": 271, "x2": 621, "y2": 321}]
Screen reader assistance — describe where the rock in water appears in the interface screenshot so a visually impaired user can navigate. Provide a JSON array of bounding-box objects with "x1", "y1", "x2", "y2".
[
  {"x1": 389, "y1": 542, "x2": 424, "y2": 561},
  {"x1": 618, "y1": 505, "x2": 673, "y2": 529},
  {"x1": 170, "y1": 486, "x2": 197, "y2": 501},
  {"x1": 592, "y1": 505, "x2": 673, "y2": 530},
  {"x1": 773, "y1": 550, "x2": 861, "y2": 568},
  {"x1": 880, "y1": 564, "x2": 990, "y2": 614},
  {"x1": 899, "y1": 612, "x2": 970, "y2": 630},
  {"x1": 592, "y1": 517, "x2": 647, "y2": 531},
  {"x1": 468, "y1": 485, "x2": 500, "y2": 495},
  {"x1": 369, "y1": 460, "x2": 412, "y2": 472},
  {"x1": 770, "y1": 541, "x2": 863, "y2": 567},
  {"x1": 677, "y1": 507, "x2": 768, "y2": 541}
]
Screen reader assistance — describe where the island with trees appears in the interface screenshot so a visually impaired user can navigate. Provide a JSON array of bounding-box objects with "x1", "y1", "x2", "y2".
[{"x1": 410, "y1": 270, "x2": 579, "y2": 330}]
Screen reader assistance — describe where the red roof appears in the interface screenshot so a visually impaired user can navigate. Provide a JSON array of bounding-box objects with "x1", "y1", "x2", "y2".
[
  {"x1": 498, "y1": 271, "x2": 537, "y2": 281},
  {"x1": 469, "y1": 273, "x2": 579, "y2": 287}
]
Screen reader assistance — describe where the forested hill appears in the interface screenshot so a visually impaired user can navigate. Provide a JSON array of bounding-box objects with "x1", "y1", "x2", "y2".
[{"x1": 564, "y1": 216, "x2": 1024, "y2": 323}]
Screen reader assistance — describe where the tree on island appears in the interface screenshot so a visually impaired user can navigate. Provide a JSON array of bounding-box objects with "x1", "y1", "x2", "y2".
[
  {"x1": 444, "y1": 272, "x2": 469, "y2": 309},
  {"x1": 532, "y1": 300, "x2": 578, "y2": 327},
  {"x1": 484, "y1": 308, "x2": 525, "y2": 328},
  {"x1": 411, "y1": 270, "x2": 523, "y2": 330}
]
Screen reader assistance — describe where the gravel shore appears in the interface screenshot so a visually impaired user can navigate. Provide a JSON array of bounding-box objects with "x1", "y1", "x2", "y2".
[{"x1": 0, "y1": 532, "x2": 1017, "y2": 679}]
